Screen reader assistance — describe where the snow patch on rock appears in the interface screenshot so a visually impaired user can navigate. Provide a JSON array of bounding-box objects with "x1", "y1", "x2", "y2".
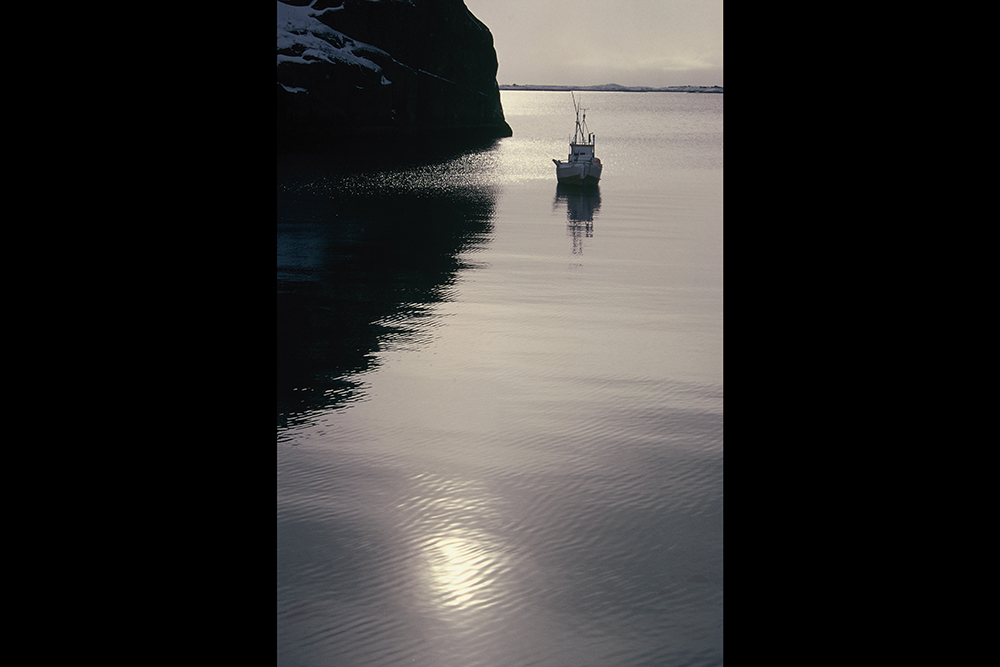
[{"x1": 276, "y1": 1, "x2": 384, "y2": 73}]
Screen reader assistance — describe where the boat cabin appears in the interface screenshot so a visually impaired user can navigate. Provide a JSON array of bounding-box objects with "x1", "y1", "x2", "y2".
[{"x1": 568, "y1": 141, "x2": 595, "y2": 162}]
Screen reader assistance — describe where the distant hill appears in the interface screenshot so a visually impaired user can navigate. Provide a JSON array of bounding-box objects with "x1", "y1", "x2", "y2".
[{"x1": 499, "y1": 83, "x2": 723, "y2": 93}]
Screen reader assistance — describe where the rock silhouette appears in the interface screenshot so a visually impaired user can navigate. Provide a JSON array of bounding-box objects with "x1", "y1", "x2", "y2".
[{"x1": 277, "y1": 0, "x2": 512, "y2": 150}]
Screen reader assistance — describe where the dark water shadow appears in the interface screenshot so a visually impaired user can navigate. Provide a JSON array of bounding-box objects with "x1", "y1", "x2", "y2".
[
  {"x1": 277, "y1": 144, "x2": 500, "y2": 430},
  {"x1": 554, "y1": 184, "x2": 601, "y2": 255}
]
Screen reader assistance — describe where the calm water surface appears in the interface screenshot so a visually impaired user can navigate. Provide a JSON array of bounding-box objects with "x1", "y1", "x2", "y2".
[{"x1": 277, "y1": 91, "x2": 723, "y2": 666}]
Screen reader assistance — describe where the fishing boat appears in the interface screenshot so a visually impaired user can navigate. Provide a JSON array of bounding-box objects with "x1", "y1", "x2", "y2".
[{"x1": 552, "y1": 93, "x2": 602, "y2": 186}]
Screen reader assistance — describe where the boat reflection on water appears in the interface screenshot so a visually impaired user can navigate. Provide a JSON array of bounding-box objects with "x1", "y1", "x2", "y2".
[{"x1": 554, "y1": 184, "x2": 601, "y2": 255}]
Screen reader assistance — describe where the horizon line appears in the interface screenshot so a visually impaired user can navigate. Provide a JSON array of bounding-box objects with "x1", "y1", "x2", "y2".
[{"x1": 498, "y1": 83, "x2": 723, "y2": 92}]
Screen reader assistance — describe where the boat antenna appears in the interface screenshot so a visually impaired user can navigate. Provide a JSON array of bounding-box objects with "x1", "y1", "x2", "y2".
[
  {"x1": 571, "y1": 91, "x2": 589, "y2": 144},
  {"x1": 571, "y1": 92, "x2": 578, "y2": 143}
]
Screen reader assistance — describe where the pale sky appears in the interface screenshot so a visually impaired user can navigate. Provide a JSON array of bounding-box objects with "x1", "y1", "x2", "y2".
[{"x1": 465, "y1": 0, "x2": 723, "y2": 87}]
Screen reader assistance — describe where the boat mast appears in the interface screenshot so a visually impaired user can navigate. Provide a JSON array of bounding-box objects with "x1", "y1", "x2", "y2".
[{"x1": 570, "y1": 92, "x2": 593, "y2": 146}]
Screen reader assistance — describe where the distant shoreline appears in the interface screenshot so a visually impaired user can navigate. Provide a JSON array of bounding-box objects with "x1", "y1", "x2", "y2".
[{"x1": 498, "y1": 84, "x2": 722, "y2": 94}]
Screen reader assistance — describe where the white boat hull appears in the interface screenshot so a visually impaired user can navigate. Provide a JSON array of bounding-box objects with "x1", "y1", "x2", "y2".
[{"x1": 555, "y1": 160, "x2": 602, "y2": 185}]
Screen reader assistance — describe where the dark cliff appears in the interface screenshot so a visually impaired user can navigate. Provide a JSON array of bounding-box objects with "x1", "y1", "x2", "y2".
[{"x1": 277, "y1": 0, "x2": 513, "y2": 150}]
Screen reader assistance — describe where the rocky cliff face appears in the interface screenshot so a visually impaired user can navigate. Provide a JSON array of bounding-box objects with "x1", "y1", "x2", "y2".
[{"x1": 277, "y1": 0, "x2": 512, "y2": 149}]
